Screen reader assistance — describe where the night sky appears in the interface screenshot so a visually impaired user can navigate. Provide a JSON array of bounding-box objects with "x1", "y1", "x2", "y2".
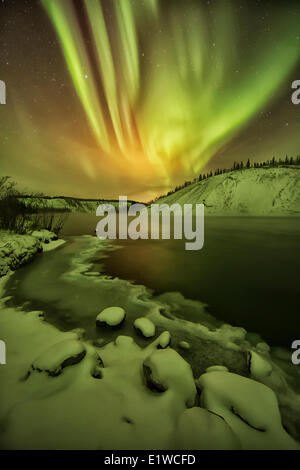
[{"x1": 1, "y1": 0, "x2": 300, "y2": 201}]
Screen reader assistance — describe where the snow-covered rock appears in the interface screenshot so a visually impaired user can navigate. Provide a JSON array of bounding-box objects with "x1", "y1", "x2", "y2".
[
  {"x1": 143, "y1": 349, "x2": 196, "y2": 407},
  {"x1": 96, "y1": 306, "x2": 126, "y2": 327},
  {"x1": 31, "y1": 230, "x2": 58, "y2": 243},
  {"x1": 198, "y1": 371, "x2": 300, "y2": 450},
  {"x1": 206, "y1": 365, "x2": 229, "y2": 373},
  {"x1": 174, "y1": 407, "x2": 241, "y2": 450},
  {"x1": 134, "y1": 317, "x2": 156, "y2": 338},
  {"x1": 0, "y1": 230, "x2": 64, "y2": 277},
  {"x1": 0, "y1": 231, "x2": 41, "y2": 277},
  {"x1": 1, "y1": 299, "x2": 299, "y2": 450},
  {"x1": 21, "y1": 196, "x2": 133, "y2": 214},
  {"x1": 248, "y1": 350, "x2": 273, "y2": 380},
  {"x1": 179, "y1": 341, "x2": 190, "y2": 350},
  {"x1": 31, "y1": 339, "x2": 86, "y2": 377},
  {"x1": 256, "y1": 342, "x2": 271, "y2": 355},
  {"x1": 157, "y1": 331, "x2": 171, "y2": 349},
  {"x1": 91, "y1": 352, "x2": 105, "y2": 380}
]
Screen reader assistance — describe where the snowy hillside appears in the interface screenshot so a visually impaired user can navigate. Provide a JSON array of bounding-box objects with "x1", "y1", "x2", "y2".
[
  {"x1": 159, "y1": 167, "x2": 300, "y2": 215},
  {"x1": 19, "y1": 197, "x2": 134, "y2": 213}
]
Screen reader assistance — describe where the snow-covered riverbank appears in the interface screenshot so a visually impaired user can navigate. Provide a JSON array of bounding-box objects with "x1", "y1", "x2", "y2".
[
  {"x1": 0, "y1": 235, "x2": 300, "y2": 449},
  {"x1": 0, "y1": 291, "x2": 299, "y2": 449},
  {"x1": 0, "y1": 229, "x2": 65, "y2": 277}
]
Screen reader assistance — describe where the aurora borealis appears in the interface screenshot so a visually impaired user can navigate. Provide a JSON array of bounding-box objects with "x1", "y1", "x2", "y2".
[{"x1": 1, "y1": 0, "x2": 300, "y2": 200}]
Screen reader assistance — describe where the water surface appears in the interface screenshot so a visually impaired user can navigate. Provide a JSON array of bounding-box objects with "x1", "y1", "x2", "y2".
[
  {"x1": 6, "y1": 214, "x2": 300, "y2": 348},
  {"x1": 100, "y1": 216, "x2": 300, "y2": 347}
]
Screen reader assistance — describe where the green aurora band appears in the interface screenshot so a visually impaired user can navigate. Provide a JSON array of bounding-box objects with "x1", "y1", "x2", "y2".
[{"x1": 42, "y1": 0, "x2": 300, "y2": 188}]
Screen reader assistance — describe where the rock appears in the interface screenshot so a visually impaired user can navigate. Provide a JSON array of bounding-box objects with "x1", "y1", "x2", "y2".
[
  {"x1": 143, "y1": 363, "x2": 167, "y2": 393},
  {"x1": 256, "y1": 342, "x2": 271, "y2": 355},
  {"x1": 85, "y1": 272, "x2": 100, "y2": 277},
  {"x1": 143, "y1": 349, "x2": 196, "y2": 407},
  {"x1": 134, "y1": 317, "x2": 156, "y2": 338},
  {"x1": 91, "y1": 366, "x2": 103, "y2": 380},
  {"x1": 247, "y1": 350, "x2": 272, "y2": 380},
  {"x1": 157, "y1": 331, "x2": 171, "y2": 349},
  {"x1": 31, "y1": 339, "x2": 86, "y2": 377},
  {"x1": 206, "y1": 365, "x2": 229, "y2": 373},
  {"x1": 0, "y1": 260, "x2": 9, "y2": 277},
  {"x1": 198, "y1": 371, "x2": 300, "y2": 450},
  {"x1": 96, "y1": 307, "x2": 126, "y2": 327},
  {"x1": 179, "y1": 341, "x2": 190, "y2": 350},
  {"x1": 174, "y1": 407, "x2": 241, "y2": 450},
  {"x1": 31, "y1": 230, "x2": 57, "y2": 243}
]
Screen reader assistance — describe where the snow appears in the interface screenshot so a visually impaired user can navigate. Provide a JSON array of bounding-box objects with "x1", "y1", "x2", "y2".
[
  {"x1": 96, "y1": 306, "x2": 126, "y2": 327},
  {"x1": 31, "y1": 230, "x2": 58, "y2": 243},
  {"x1": 0, "y1": 311, "x2": 196, "y2": 449},
  {"x1": 206, "y1": 365, "x2": 229, "y2": 373},
  {"x1": 134, "y1": 317, "x2": 156, "y2": 338},
  {"x1": 0, "y1": 231, "x2": 40, "y2": 277},
  {"x1": 174, "y1": 407, "x2": 241, "y2": 450},
  {"x1": 21, "y1": 197, "x2": 132, "y2": 214},
  {"x1": 0, "y1": 230, "x2": 65, "y2": 277},
  {"x1": 143, "y1": 349, "x2": 196, "y2": 407},
  {"x1": 1, "y1": 232, "x2": 300, "y2": 449},
  {"x1": 42, "y1": 239, "x2": 66, "y2": 252},
  {"x1": 198, "y1": 371, "x2": 300, "y2": 450},
  {"x1": 31, "y1": 339, "x2": 86, "y2": 377},
  {"x1": 179, "y1": 341, "x2": 190, "y2": 350},
  {"x1": 159, "y1": 167, "x2": 300, "y2": 215},
  {"x1": 0, "y1": 291, "x2": 300, "y2": 449},
  {"x1": 248, "y1": 350, "x2": 273, "y2": 380},
  {"x1": 157, "y1": 331, "x2": 171, "y2": 349},
  {"x1": 256, "y1": 342, "x2": 271, "y2": 355}
]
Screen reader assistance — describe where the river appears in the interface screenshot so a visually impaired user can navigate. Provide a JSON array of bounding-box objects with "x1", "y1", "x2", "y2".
[{"x1": 5, "y1": 213, "x2": 300, "y2": 348}]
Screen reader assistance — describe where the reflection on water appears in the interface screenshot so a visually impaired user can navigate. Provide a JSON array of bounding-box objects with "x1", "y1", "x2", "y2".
[
  {"x1": 101, "y1": 217, "x2": 300, "y2": 348},
  {"x1": 62, "y1": 213, "x2": 300, "y2": 346}
]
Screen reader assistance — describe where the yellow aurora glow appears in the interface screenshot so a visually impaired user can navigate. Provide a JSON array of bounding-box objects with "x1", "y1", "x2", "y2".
[
  {"x1": 41, "y1": 0, "x2": 300, "y2": 196},
  {"x1": 2, "y1": 1, "x2": 300, "y2": 200}
]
